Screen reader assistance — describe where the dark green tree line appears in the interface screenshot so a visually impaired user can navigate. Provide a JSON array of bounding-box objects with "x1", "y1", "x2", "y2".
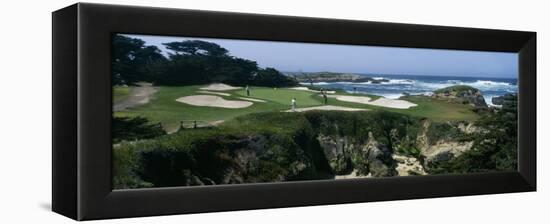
[
  {"x1": 112, "y1": 35, "x2": 297, "y2": 87},
  {"x1": 112, "y1": 35, "x2": 166, "y2": 85}
]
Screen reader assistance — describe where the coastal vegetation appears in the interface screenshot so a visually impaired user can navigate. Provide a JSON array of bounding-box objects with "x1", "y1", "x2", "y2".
[{"x1": 114, "y1": 93, "x2": 517, "y2": 188}]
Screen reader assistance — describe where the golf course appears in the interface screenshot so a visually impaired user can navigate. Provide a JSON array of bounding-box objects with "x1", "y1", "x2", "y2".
[{"x1": 113, "y1": 83, "x2": 479, "y2": 132}]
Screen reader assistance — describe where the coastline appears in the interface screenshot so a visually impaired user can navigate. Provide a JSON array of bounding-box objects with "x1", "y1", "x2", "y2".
[{"x1": 298, "y1": 74, "x2": 517, "y2": 105}]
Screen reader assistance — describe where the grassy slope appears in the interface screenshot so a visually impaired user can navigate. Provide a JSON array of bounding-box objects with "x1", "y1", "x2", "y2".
[
  {"x1": 114, "y1": 85, "x2": 478, "y2": 131},
  {"x1": 396, "y1": 95, "x2": 479, "y2": 121}
]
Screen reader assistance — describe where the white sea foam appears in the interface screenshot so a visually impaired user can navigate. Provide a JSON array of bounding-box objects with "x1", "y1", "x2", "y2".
[
  {"x1": 303, "y1": 76, "x2": 517, "y2": 102},
  {"x1": 412, "y1": 79, "x2": 515, "y2": 92},
  {"x1": 484, "y1": 95, "x2": 501, "y2": 107},
  {"x1": 473, "y1": 80, "x2": 511, "y2": 86},
  {"x1": 347, "y1": 78, "x2": 415, "y2": 85},
  {"x1": 300, "y1": 82, "x2": 331, "y2": 85},
  {"x1": 355, "y1": 81, "x2": 372, "y2": 84}
]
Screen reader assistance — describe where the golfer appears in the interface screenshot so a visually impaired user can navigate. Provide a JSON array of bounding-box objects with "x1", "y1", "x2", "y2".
[
  {"x1": 323, "y1": 92, "x2": 328, "y2": 104},
  {"x1": 291, "y1": 98, "x2": 297, "y2": 112},
  {"x1": 246, "y1": 85, "x2": 250, "y2": 96}
]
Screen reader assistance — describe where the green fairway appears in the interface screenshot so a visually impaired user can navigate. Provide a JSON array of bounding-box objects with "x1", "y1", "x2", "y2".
[
  {"x1": 395, "y1": 95, "x2": 479, "y2": 121},
  {"x1": 114, "y1": 85, "x2": 326, "y2": 131},
  {"x1": 230, "y1": 87, "x2": 322, "y2": 106},
  {"x1": 114, "y1": 85, "x2": 479, "y2": 131}
]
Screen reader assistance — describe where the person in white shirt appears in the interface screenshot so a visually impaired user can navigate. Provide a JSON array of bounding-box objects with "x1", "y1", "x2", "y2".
[{"x1": 291, "y1": 98, "x2": 297, "y2": 112}]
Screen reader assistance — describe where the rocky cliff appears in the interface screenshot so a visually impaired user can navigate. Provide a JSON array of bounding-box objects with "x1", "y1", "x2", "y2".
[
  {"x1": 432, "y1": 85, "x2": 487, "y2": 108},
  {"x1": 313, "y1": 114, "x2": 477, "y2": 178},
  {"x1": 491, "y1": 93, "x2": 517, "y2": 107},
  {"x1": 114, "y1": 111, "x2": 481, "y2": 188}
]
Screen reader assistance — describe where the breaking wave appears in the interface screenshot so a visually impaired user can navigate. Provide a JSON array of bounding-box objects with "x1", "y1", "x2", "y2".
[{"x1": 302, "y1": 75, "x2": 517, "y2": 105}]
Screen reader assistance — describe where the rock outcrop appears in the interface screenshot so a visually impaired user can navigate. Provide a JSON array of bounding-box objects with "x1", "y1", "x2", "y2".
[
  {"x1": 432, "y1": 85, "x2": 487, "y2": 108},
  {"x1": 315, "y1": 117, "x2": 481, "y2": 177},
  {"x1": 361, "y1": 132, "x2": 396, "y2": 177},
  {"x1": 416, "y1": 120, "x2": 475, "y2": 168},
  {"x1": 317, "y1": 134, "x2": 354, "y2": 174},
  {"x1": 316, "y1": 132, "x2": 395, "y2": 177},
  {"x1": 421, "y1": 141, "x2": 473, "y2": 166},
  {"x1": 491, "y1": 93, "x2": 517, "y2": 107},
  {"x1": 392, "y1": 154, "x2": 426, "y2": 176}
]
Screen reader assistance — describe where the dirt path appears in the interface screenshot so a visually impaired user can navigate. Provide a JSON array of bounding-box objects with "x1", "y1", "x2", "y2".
[{"x1": 113, "y1": 83, "x2": 157, "y2": 111}]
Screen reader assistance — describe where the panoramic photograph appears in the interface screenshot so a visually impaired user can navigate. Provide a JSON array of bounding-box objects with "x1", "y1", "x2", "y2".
[{"x1": 112, "y1": 33, "x2": 518, "y2": 189}]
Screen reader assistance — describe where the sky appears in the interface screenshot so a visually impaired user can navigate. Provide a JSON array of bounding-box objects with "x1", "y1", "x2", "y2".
[{"x1": 123, "y1": 34, "x2": 518, "y2": 78}]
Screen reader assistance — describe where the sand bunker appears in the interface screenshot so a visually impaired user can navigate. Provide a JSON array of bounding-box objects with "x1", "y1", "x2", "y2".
[
  {"x1": 176, "y1": 95, "x2": 253, "y2": 108},
  {"x1": 197, "y1": 90, "x2": 231, "y2": 96},
  {"x1": 367, "y1": 98, "x2": 417, "y2": 109},
  {"x1": 286, "y1": 105, "x2": 368, "y2": 112},
  {"x1": 238, "y1": 97, "x2": 266, "y2": 102},
  {"x1": 288, "y1": 87, "x2": 336, "y2": 94},
  {"x1": 330, "y1": 95, "x2": 372, "y2": 104},
  {"x1": 329, "y1": 94, "x2": 417, "y2": 109},
  {"x1": 200, "y1": 83, "x2": 241, "y2": 91}
]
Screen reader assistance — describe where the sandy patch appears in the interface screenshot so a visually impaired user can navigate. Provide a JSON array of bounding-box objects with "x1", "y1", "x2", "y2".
[
  {"x1": 329, "y1": 94, "x2": 417, "y2": 109},
  {"x1": 288, "y1": 86, "x2": 336, "y2": 94},
  {"x1": 200, "y1": 83, "x2": 241, "y2": 91},
  {"x1": 238, "y1": 97, "x2": 267, "y2": 102},
  {"x1": 368, "y1": 98, "x2": 417, "y2": 109},
  {"x1": 285, "y1": 105, "x2": 368, "y2": 112},
  {"x1": 176, "y1": 95, "x2": 253, "y2": 108},
  {"x1": 197, "y1": 90, "x2": 231, "y2": 96},
  {"x1": 329, "y1": 95, "x2": 372, "y2": 104}
]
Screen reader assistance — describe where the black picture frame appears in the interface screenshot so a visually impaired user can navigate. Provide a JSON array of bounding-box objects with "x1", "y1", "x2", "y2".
[{"x1": 52, "y1": 3, "x2": 536, "y2": 221}]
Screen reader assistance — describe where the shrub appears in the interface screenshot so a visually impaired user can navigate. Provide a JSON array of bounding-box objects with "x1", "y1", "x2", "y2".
[
  {"x1": 112, "y1": 112, "x2": 329, "y2": 188},
  {"x1": 425, "y1": 122, "x2": 464, "y2": 145},
  {"x1": 112, "y1": 116, "x2": 166, "y2": 143}
]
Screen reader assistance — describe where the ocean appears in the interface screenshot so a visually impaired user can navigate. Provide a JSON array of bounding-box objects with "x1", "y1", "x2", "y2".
[{"x1": 300, "y1": 74, "x2": 518, "y2": 106}]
